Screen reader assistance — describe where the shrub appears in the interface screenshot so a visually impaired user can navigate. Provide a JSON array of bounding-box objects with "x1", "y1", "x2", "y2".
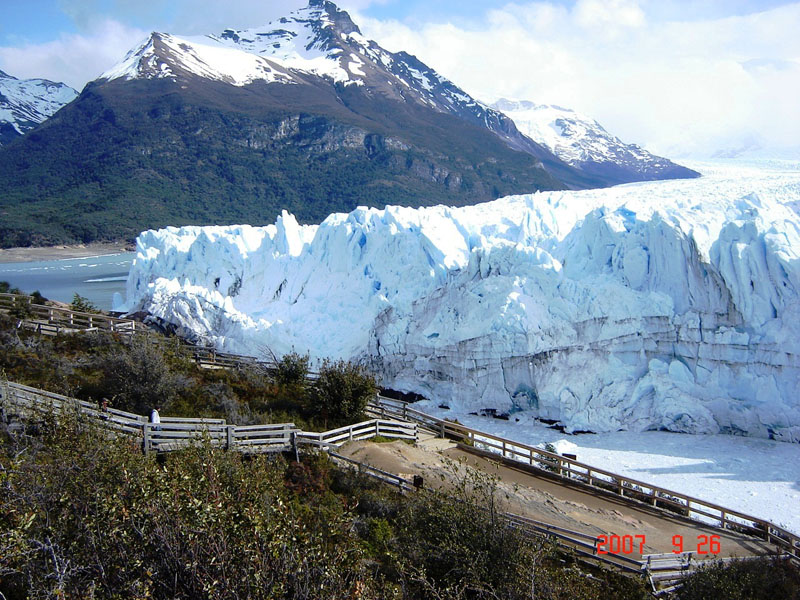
[
  {"x1": 395, "y1": 460, "x2": 539, "y2": 599},
  {"x1": 273, "y1": 351, "x2": 310, "y2": 387},
  {"x1": 97, "y1": 334, "x2": 178, "y2": 414},
  {"x1": 310, "y1": 359, "x2": 377, "y2": 428},
  {"x1": 70, "y1": 293, "x2": 99, "y2": 314},
  {"x1": 677, "y1": 556, "x2": 800, "y2": 600},
  {"x1": 0, "y1": 416, "x2": 371, "y2": 600}
]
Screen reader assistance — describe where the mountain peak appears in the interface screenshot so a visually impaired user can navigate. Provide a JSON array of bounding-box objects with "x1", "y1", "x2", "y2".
[
  {"x1": 211, "y1": 0, "x2": 364, "y2": 80},
  {"x1": 492, "y1": 98, "x2": 699, "y2": 183},
  {"x1": 309, "y1": 0, "x2": 361, "y2": 36}
]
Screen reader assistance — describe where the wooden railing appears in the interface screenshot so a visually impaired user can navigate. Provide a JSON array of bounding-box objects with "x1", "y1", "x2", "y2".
[
  {"x1": 0, "y1": 293, "x2": 319, "y2": 376},
  {"x1": 368, "y1": 395, "x2": 800, "y2": 563},
  {"x1": 3, "y1": 380, "x2": 790, "y2": 589},
  {"x1": 3, "y1": 291, "x2": 797, "y2": 564},
  {"x1": 299, "y1": 419, "x2": 416, "y2": 448},
  {"x1": 0, "y1": 382, "x2": 417, "y2": 455},
  {"x1": 0, "y1": 293, "x2": 139, "y2": 334}
]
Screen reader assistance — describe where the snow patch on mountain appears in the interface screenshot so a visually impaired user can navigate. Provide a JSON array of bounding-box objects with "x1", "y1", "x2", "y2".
[
  {"x1": 101, "y1": 2, "x2": 373, "y2": 86},
  {"x1": 121, "y1": 164, "x2": 800, "y2": 442},
  {"x1": 0, "y1": 69, "x2": 77, "y2": 142},
  {"x1": 100, "y1": 33, "x2": 296, "y2": 86},
  {"x1": 491, "y1": 98, "x2": 677, "y2": 177}
]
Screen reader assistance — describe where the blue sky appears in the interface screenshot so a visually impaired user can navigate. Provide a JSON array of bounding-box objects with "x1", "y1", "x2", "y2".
[
  {"x1": 3, "y1": 0, "x2": 795, "y2": 45},
  {"x1": 1, "y1": 1, "x2": 798, "y2": 156}
]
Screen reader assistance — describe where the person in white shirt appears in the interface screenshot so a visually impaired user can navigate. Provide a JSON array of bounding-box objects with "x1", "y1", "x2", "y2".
[{"x1": 150, "y1": 406, "x2": 161, "y2": 431}]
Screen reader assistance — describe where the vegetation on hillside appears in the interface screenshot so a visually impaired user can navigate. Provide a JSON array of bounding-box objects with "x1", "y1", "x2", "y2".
[
  {"x1": 0, "y1": 79, "x2": 563, "y2": 247},
  {"x1": 0, "y1": 411, "x2": 652, "y2": 599},
  {"x1": 0, "y1": 312, "x2": 373, "y2": 430},
  {"x1": 676, "y1": 556, "x2": 800, "y2": 600},
  {"x1": 2, "y1": 296, "x2": 799, "y2": 598}
]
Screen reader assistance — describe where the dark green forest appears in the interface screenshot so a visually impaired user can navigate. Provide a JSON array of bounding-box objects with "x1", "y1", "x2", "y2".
[{"x1": 0, "y1": 79, "x2": 563, "y2": 248}]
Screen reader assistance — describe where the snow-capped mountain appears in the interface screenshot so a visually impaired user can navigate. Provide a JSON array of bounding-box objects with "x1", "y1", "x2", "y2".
[
  {"x1": 0, "y1": 0, "x2": 696, "y2": 247},
  {"x1": 120, "y1": 161, "x2": 800, "y2": 442},
  {"x1": 0, "y1": 69, "x2": 77, "y2": 145},
  {"x1": 492, "y1": 99, "x2": 697, "y2": 184},
  {"x1": 98, "y1": 1, "x2": 695, "y2": 189},
  {"x1": 97, "y1": 1, "x2": 581, "y2": 182},
  {"x1": 0, "y1": 0, "x2": 570, "y2": 247}
]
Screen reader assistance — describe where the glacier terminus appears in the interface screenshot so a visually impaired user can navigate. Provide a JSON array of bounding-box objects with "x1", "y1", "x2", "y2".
[{"x1": 119, "y1": 160, "x2": 800, "y2": 442}]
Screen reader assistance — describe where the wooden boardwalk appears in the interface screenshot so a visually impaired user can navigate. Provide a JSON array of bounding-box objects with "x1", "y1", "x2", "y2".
[
  {"x1": 0, "y1": 381, "x2": 416, "y2": 455},
  {"x1": 3, "y1": 292, "x2": 799, "y2": 592},
  {"x1": 367, "y1": 395, "x2": 800, "y2": 567},
  {"x1": 2, "y1": 379, "x2": 793, "y2": 594}
]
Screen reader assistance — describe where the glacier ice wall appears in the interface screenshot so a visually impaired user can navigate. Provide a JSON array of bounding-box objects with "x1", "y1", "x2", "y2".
[{"x1": 122, "y1": 162, "x2": 800, "y2": 441}]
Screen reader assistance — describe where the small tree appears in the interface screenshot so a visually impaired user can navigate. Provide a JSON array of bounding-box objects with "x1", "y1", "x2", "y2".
[
  {"x1": 311, "y1": 359, "x2": 377, "y2": 428},
  {"x1": 274, "y1": 351, "x2": 310, "y2": 387},
  {"x1": 98, "y1": 335, "x2": 176, "y2": 415},
  {"x1": 71, "y1": 293, "x2": 99, "y2": 314}
]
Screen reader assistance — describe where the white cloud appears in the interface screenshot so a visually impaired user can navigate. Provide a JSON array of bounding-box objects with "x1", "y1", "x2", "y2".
[
  {"x1": 574, "y1": 0, "x2": 646, "y2": 33},
  {"x1": 2, "y1": 0, "x2": 797, "y2": 158},
  {"x1": 357, "y1": 1, "x2": 800, "y2": 157},
  {"x1": 0, "y1": 18, "x2": 146, "y2": 90}
]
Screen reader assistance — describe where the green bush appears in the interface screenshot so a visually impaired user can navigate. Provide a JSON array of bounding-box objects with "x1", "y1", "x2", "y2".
[
  {"x1": 0, "y1": 417, "x2": 371, "y2": 600},
  {"x1": 273, "y1": 351, "x2": 310, "y2": 387},
  {"x1": 677, "y1": 556, "x2": 800, "y2": 600},
  {"x1": 70, "y1": 292, "x2": 99, "y2": 314},
  {"x1": 97, "y1": 335, "x2": 179, "y2": 414},
  {"x1": 310, "y1": 359, "x2": 377, "y2": 428}
]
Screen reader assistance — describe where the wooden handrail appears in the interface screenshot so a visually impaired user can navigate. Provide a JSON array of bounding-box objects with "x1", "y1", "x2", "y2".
[
  {"x1": 369, "y1": 395, "x2": 800, "y2": 561},
  {"x1": 2, "y1": 378, "x2": 790, "y2": 587},
  {"x1": 1, "y1": 382, "x2": 418, "y2": 457}
]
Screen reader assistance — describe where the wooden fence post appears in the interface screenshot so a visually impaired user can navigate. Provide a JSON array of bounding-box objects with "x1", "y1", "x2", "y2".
[
  {"x1": 226, "y1": 425, "x2": 235, "y2": 451},
  {"x1": 291, "y1": 431, "x2": 299, "y2": 462},
  {"x1": 0, "y1": 379, "x2": 9, "y2": 423},
  {"x1": 142, "y1": 424, "x2": 151, "y2": 455}
]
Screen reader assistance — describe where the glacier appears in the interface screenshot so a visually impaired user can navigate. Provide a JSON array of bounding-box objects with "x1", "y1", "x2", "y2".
[{"x1": 120, "y1": 161, "x2": 800, "y2": 441}]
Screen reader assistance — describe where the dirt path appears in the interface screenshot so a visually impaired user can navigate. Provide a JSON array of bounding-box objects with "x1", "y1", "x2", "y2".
[{"x1": 339, "y1": 438, "x2": 776, "y2": 561}]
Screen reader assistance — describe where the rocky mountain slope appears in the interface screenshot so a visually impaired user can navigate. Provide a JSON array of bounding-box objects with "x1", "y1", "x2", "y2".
[
  {"x1": 0, "y1": 69, "x2": 76, "y2": 146},
  {"x1": 492, "y1": 99, "x2": 698, "y2": 186}
]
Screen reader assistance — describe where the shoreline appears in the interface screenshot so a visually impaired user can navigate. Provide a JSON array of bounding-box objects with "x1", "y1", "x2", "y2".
[{"x1": 0, "y1": 242, "x2": 134, "y2": 264}]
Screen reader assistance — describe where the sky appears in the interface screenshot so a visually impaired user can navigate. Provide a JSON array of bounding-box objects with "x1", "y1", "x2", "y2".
[{"x1": 1, "y1": 0, "x2": 799, "y2": 157}]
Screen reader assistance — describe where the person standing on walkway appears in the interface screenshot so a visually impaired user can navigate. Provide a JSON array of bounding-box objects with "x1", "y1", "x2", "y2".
[{"x1": 150, "y1": 406, "x2": 161, "y2": 431}]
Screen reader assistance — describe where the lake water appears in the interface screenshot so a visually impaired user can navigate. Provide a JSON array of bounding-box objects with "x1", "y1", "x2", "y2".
[{"x1": 0, "y1": 253, "x2": 134, "y2": 311}]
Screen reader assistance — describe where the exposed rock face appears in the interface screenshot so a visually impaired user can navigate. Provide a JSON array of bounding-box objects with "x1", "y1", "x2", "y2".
[{"x1": 120, "y1": 162, "x2": 800, "y2": 442}]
